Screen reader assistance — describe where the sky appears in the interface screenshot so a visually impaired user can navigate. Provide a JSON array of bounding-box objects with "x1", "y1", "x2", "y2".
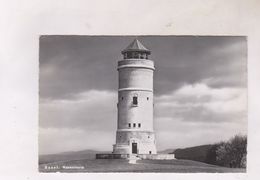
[{"x1": 39, "y1": 36, "x2": 247, "y2": 155}]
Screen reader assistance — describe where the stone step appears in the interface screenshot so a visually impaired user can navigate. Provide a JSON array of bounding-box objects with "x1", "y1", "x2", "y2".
[{"x1": 128, "y1": 154, "x2": 141, "y2": 164}]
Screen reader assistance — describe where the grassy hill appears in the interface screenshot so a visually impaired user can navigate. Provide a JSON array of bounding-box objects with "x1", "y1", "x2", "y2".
[
  {"x1": 39, "y1": 150, "x2": 109, "y2": 164},
  {"x1": 39, "y1": 158, "x2": 245, "y2": 173},
  {"x1": 38, "y1": 147, "x2": 246, "y2": 173},
  {"x1": 39, "y1": 145, "x2": 214, "y2": 165}
]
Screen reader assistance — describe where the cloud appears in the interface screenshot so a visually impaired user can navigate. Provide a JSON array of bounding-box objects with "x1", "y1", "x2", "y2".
[
  {"x1": 153, "y1": 36, "x2": 247, "y2": 94},
  {"x1": 39, "y1": 127, "x2": 114, "y2": 154},
  {"x1": 40, "y1": 90, "x2": 117, "y2": 131},
  {"x1": 155, "y1": 117, "x2": 247, "y2": 150},
  {"x1": 153, "y1": 83, "x2": 247, "y2": 150},
  {"x1": 40, "y1": 36, "x2": 247, "y2": 99},
  {"x1": 155, "y1": 83, "x2": 247, "y2": 123},
  {"x1": 39, "y1": 90, "x2": 118, "y2": 154},
  {"x1": 39, "y1": 84, "x2": 247, "y2": 154},
  {"x1": 39, "y1": 36, "x2": 247, "y2": 153}
]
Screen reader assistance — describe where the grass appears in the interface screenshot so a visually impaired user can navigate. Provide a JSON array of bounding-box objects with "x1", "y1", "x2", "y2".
[{"x1": 39, "y1": 158, "x2": 246, "y2": 173}]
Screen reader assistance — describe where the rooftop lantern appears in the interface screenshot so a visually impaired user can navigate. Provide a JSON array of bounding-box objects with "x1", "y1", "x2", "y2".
[{"x1": 121, "y1": 39, "x2": 151, "y2": 59}]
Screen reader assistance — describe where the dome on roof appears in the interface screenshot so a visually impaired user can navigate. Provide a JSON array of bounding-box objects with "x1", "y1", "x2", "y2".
[{"x1": 121, "y1": 39, "x2": 151, "y2": 54}]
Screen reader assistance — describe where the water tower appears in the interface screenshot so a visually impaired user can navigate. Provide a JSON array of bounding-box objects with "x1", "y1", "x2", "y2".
[{"x1": 113, "y1": 39, "x2": 157, "y2": 155}]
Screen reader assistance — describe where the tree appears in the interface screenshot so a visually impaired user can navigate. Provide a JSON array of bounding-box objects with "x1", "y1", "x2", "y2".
[{"x1": 216, "y1": 135, "x2": 247, "y2": 168}]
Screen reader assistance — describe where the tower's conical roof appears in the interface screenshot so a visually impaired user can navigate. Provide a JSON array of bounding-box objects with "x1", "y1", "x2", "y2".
[{"x1": 122, "y1": 39, "x2": 151, "y2": 54}]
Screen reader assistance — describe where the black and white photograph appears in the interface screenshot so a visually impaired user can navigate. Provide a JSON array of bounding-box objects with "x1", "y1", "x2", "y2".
[
  {"x1": 39, "y1": 36, "x2": 247, "y2": 173},
  {"x1": 1, "y1": 0, "x2": 260, "y2": 179}
]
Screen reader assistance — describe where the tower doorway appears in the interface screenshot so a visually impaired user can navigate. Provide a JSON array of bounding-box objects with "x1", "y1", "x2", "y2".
[{"x1": 132, "y1": 143, "x2": 137, "y2": 154}]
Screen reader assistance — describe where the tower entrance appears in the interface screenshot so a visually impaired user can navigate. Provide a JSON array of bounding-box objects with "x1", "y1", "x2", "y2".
[{"x1": 132, "y1": 143, "x2": 138, "y2": 154}]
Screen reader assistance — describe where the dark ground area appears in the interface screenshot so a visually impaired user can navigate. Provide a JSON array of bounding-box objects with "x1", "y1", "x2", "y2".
[{"x1": 39, "y1": 158, "x2": 246, "y2": 173}]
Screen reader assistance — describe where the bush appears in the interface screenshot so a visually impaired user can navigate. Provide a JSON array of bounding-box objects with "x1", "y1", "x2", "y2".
[
  {"x1": 172, "y1": 134, "x2": 247, "y2": 168},
  {"x1": 216, "y1": 135, "x2": 247, "y2": 168}
]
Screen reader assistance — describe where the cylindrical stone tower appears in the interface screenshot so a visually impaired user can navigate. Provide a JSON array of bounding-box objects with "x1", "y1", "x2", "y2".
[{"x1": 113, "y1": 39, "x2": 157, "y2": 155}]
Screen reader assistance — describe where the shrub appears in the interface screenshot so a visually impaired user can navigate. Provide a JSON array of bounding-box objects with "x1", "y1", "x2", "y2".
[{"x1": 216, "y1": 135, "x2": 247, "y2": 168}]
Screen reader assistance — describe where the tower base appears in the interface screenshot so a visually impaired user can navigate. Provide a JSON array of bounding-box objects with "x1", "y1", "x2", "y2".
[
  {"x1": 96, "y1": 153, "x2": 175, "y2": 160},
  {"x1": 113, "y1": 130, "x2": 157, "y2": 155}
]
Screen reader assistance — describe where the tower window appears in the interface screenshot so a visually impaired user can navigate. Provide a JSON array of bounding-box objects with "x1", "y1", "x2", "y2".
[
  {"x1": 131, "y1": 52, "x2": 136, "y2": 58},
  {"x1": 128, "y1": 123, "x2": 131, "y2": 128},
  {"x1": 121, "y1": 97, "x2": 124, "y2": 100},
  {"x1": 147, "y1": 97, "x2": 149, "y2": 100},
  {"x1": 133, "y1": 96, "x2": 138, "y2": 105},
  {"x1": 126, "y1": 52, "x2": 131, "y2": 58},
  {"x1": 138, "y1": 123, "x2": 141, "y2": 128},
  {"x1": 123, "y1": 53, "x2": 127, "y2": 59},
  {"x1": 133, "y1": 52, "x2": 138, "y2": 58},
  {"x1": 133, "y1": 123, "x2": 136, "y2": 128}
]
